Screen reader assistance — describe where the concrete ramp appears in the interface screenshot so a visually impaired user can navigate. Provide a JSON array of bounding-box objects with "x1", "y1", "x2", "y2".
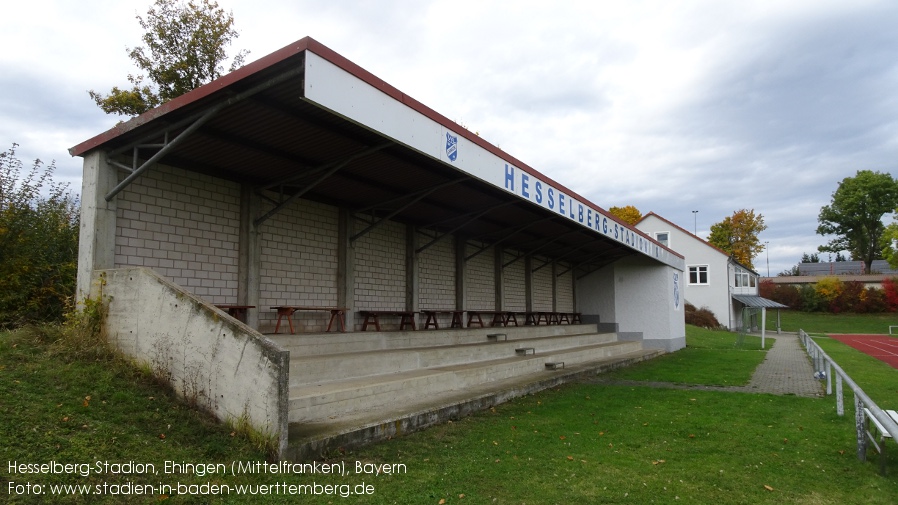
[{"x1": 267, "y1": 326, "x2": 662, "y2": 461}]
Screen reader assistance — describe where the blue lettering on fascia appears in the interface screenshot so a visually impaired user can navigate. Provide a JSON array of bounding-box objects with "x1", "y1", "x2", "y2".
[{"x1": 501, "y1": 163, "x2": 668, "y2": 254}]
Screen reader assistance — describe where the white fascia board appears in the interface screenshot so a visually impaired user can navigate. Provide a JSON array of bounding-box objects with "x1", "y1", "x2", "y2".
[{"x1": 303, "y1": 51, "x2": 683, "y2": 271}]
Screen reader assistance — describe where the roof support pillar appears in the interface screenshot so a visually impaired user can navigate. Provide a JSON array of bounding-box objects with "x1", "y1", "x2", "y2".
[
  {"x1": 494, "y1": 245, "x2": 505, "y2": 311},
  {"x1": 552, "y1": 260, "x2": 559, "y2": 313},
  {"x1": 455, "y1": 235, "x2": 467, "y2": 311},
  {"x1": 76, "y1": 150, "x2": 117, "y2": 304},
  {"x1": 525, "y1": 255, "x2": 533, "y2": 313},
  {"x1": 238, "y1": 184, "x2": 262, "y2": 328},
  {"x1": 406, "y1": 224, "x2": 419, "y2": 317},
  {"x1": 337, "y1": 207, "x2": 355, "y2": 330}
]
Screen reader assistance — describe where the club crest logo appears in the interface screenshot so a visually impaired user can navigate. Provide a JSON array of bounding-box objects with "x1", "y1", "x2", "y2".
[
  {"x1": 673, "y1": 272, "x2": 680, "y2": 309},
  {"x1": 445, "y1": 132, "x2": 458, "y2": 162}
]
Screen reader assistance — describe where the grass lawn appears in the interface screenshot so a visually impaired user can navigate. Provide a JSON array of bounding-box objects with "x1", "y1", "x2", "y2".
[
  {"x1": 605, "y1": 325, "x2": 770, "y2": 386},
  {"x1": 766, "y1": 311, "x2": 898, "y2": 335},
  {"x1": 810, "y1": 335, "x2": 898, "y2": 410},
  {"x1": 3, "y1": 323, "x2": 898, "y2": 504}
]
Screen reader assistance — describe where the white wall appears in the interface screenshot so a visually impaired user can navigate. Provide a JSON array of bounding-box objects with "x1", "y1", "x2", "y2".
[
  {"x1": 576, "y1": 254, "x2": 685, "y2": 352},
  {"x1": 636, "y1": 215, "x2": 732, "y2": 328}
]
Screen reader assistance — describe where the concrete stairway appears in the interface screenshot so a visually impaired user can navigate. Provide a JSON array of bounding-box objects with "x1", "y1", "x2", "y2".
[{"x1": 265, "y1": 324, "x2": 662, "y2": 460}]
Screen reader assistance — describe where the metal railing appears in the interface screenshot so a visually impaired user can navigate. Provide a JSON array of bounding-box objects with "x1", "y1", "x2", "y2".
[{"x1": 799, "y1": 330, "x2": 898, "y2": 466}]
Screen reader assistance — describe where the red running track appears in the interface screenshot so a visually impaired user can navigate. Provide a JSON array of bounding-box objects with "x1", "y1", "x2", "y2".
[{"x1": 830, "y1": 334, "x2": 898, "y2": 369}]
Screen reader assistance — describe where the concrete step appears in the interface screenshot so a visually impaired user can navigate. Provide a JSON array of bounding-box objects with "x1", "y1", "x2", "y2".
[
  {"x1": 266, "y1": 323, "x2": 599, "y2": 356},
  {"x1": 287, "y1": 332, "x2": 619, "y2": 385},
  {"x1": 287, "y1": 339, "x2": 642, "y2": 423},
  {"x1": 285, "y1": 348, "x2": 664, "y2": 461}
]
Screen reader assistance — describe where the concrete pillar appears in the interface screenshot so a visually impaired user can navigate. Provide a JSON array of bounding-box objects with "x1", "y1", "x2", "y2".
[
  {"x1": 524, "y1": 255, "x2": 533, "y2": 312},
  {"x1": 76, "y1": 150, "x2": 117, "y2": 303},
  {"x1": 406, "y1": 224, "x2": 419, "y2": 315},
  {"x1": 337, "y1": 208, "x2": 355, "y2": 330},
  {"x1": 494, "y1": 245, "x2": 504, "y2": 310},
  {"x1": 455, "y1": 235, "x2": 467, "y2": 311},
  {"x1": 551, "y1": 260, "x2": 558, "y2": 312},
  {"x1": 238, "y1": 185, "x2": 262, "y2": 328}
]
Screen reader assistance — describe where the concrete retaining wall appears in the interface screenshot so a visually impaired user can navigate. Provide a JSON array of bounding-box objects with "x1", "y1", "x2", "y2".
[{"x1": 94, "y1": 267, "x2": 289, "y2": 457}]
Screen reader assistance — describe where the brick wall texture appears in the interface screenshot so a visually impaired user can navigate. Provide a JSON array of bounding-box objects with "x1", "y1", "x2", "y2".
[
  {"x1": 114, "y1": 165, "x2": 575, "y2": 331},
  {"x1": 114, "y1": 164, "x2": 240, "y2": 305}
]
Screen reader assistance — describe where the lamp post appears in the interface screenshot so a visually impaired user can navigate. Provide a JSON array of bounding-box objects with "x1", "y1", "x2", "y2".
[
  {"x1": 765, "y1": 241, "x2": 770, "y2": 277},
  {"x1": 692, "y1": 210, "x2": 698, "y2": 235}
]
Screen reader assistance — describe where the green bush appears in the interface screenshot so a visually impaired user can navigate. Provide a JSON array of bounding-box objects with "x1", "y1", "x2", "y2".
[{"x1": 0, "y1": 144, "x2": 79, "y2": 328}]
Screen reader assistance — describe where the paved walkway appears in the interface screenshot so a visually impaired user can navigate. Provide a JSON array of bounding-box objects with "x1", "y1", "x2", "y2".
[
  {"x1": 591, "y1": 332, "x2": 824, "y2": 397},
  {"x1": 742, "y1": 332, "x2": 823, "y2": 397}
]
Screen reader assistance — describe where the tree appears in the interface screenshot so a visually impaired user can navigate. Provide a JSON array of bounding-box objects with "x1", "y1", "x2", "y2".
[
  {"x1": 608, "y1": 205, "x2": 642, "y2": 225},
  {"x1": 0, "y1": 144, "x2": 79, "y2": 328},
  {"x1": 89, "y1": 0, "x2": 249, "y2": 116},
  {"x1": 817, "y1": 170, "x2": 898, "y2": 274},
  {"x1": 707, "y1": 209, "x2": 767, "y2": 270}
]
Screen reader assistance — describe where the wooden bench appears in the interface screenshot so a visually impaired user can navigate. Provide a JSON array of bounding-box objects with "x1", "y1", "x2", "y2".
[
  {"x1": 864, "y1": 408, "x2": 898, "y2": 475},
  {"x1": 466, "y1": 310, "x2": 513, "y2": 328},
  {"x1": 421, "y1": 310, "x2": 465, "y2": 329},
  {"x1": 214, "y1": 305, "x2": 255, "y2": 323},
  {"x1": 359, "y1": 310, "x2": 417, "y2": 331},
  {"x1": 532, "y1": 311, "x2": 582, "y2": 325},
  {"x1": 515, "y1": 347, "x2": 535, "y2": 356},
  {"x1": 271, "y1": 306, "x2": 348, "y2": 334}
]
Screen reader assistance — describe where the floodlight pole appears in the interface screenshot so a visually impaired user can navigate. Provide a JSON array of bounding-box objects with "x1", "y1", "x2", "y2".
[{"x1": 692, "y1": 210, "x2": 698, "y2": 235}]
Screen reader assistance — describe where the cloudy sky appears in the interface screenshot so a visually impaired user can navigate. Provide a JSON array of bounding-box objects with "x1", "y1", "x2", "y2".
[{"x1": 3, "y1": 0, "x2": 898, "y2": 275}]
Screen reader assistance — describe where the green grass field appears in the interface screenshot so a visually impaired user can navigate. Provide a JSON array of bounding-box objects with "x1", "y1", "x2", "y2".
[
  {"x1": 3, "y1": 316, "x2": 898, "y2": 504},
  {"x1": 767, "y1": 311, "x2": 898, "y2": 334}
]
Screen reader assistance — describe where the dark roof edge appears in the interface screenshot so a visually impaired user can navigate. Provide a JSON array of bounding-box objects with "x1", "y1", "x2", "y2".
[
  {"x1": 69, "y1": 37, "x2": 320, "y2": 157},
  {"x1": 69, "y1": 36, "x2": 672, "y2": 259}
]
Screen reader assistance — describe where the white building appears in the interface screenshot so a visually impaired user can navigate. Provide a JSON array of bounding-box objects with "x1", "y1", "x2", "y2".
[{"x1": 636, "y1": 212, "x2": 783, "y2": 331}]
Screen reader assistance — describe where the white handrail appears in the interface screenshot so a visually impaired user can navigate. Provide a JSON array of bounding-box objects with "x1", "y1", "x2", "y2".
[{"x1": 799, "y1": 329, "x2": 898, "y2": 462}]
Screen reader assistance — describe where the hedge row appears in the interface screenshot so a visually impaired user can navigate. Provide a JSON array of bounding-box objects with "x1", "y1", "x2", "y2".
[{"x1": 759, "y1": 277, "x2": 898, "y2": 313}]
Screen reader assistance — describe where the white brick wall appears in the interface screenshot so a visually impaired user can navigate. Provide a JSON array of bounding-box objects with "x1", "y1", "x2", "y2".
[
  {"x1": 354, "y1": 218, "x2": 406, "y2": 328},
  {"x1": 418, "y1": 231, "x2": 455, "y2": 309},
  {"x1": 258, "y1": 196, "x2": 339, "y2": 332},
  {"x1": 465, "y1": 242, "x2": 495, "y2": 310},
  {"x1": 114, "y1": 163, "x2": 240, "y2": 304},
  {"x1": 531, "y1": 258, "x2": 554, "y2": 311},
  {"x1": 503, "y1": 250, "x2": 526, "y2": 311},
  {"x1": 114, "y1": 165, "x2": 576, "y2": 332},
  {"x1": 557, "y1": 265, "x2": 574, "y2": 312}
]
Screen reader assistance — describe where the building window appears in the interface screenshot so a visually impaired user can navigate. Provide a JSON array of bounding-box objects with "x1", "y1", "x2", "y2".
[
  {"x1": 734, "y1": 268, "x2": 750, "y2": 287},
  {"x1": 689, "y1": 265, "x2": 708, "y2": 285},
  {"x1": 655, "y1": 232, "x2": 670, "y2": 247}
]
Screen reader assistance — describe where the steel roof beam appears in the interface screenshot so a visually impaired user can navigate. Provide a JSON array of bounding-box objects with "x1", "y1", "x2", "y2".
[
  {"x1": 103, "y1": 65, "x2": 306, "y2": 202},
  {"x1": 254, "y1": 141, "x2": 393, "y2": 227},
  {"x1": 415, "y1": 201, "x2": 518, "y2": 254},
  {"x1": 350, "y1": 177, "x2": 467, "y2": 243}
]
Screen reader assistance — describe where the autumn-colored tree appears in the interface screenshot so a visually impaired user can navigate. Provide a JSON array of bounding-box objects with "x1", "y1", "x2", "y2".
[
  {"x1": 89, "y1": 0, "x2": 248, "y2": 116},
  {"x1": 608, "y1": 205, "x2": 642, "y2": 225},
  {"x1": 707, "y1": 209, "x2": 767, "y2": 269}
]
